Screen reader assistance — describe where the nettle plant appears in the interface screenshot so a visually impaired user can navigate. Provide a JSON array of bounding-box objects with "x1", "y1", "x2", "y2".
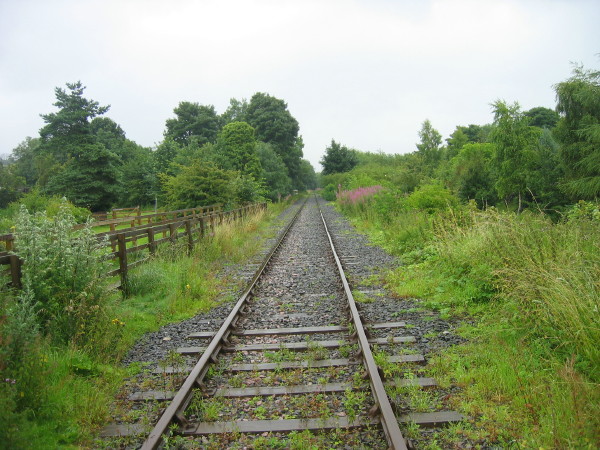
[{"x1": 14, "y1": 200, "x2": 108, "y2": 344}]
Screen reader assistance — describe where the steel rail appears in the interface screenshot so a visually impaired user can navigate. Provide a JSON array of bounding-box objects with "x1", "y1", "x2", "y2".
[
  {"x1": 141, "y1": 200, "x2": 306, "y2": 449},
  {"x1": 317, "y1": 198, "x2": 408, "y2": 450}
]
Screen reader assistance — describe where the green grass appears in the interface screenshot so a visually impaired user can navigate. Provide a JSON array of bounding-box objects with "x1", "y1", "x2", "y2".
[
  {"x1": 341, "y1": 202, "x2": 600, "y2": 447},
  {"x1": 0, "y1": 200, "x2": 292, "y2": 448}
]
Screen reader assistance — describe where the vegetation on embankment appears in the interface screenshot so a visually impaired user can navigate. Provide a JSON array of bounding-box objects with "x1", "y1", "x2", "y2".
[
  {"x1": 0, "y1": 198, "x2": 292, "y2": 448},
  {"x1": 337, "y1": 186, "x2": 599, "y2": 448}
]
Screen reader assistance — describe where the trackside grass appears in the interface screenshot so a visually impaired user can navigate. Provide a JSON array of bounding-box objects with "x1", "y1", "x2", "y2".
[
  {"x1": 337, "y1": 193, "x2": 599, "y2": 448},
  {"x1": 0, "y1": 200, "x2": 291, "y2": 448}
]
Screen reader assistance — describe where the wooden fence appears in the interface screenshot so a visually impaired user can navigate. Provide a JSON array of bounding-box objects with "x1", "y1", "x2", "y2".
[{"x1": 0, "y1": 203, "x2": 266, "y2": 294}]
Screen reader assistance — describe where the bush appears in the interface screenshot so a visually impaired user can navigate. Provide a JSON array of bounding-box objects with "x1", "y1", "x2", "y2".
[
  {"x1": 0, "y1": 190, "x2": 90, "y2": 234},
  {"x1": 13, "y1": 200, "x2": 108, "y2": 344},
  {"x1": 404, "y1": 183, "x2": 459, "y2": 212}
]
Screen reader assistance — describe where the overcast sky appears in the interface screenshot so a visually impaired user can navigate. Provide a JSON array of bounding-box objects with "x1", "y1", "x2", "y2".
[{"x1": 1, "y1": 0, "x2": 598, "y2": 170}]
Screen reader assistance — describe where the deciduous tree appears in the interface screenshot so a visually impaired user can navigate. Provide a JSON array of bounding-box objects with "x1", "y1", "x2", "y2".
[
  {"x1": 164, "y1": 102, "x2": 221, "y2": 146},
  {"x1": 320, "y1": 140, "x2": 358, "y2": 175},
  {"x1": 554, "y1": 65, "x2": 600, "y2": 199}
]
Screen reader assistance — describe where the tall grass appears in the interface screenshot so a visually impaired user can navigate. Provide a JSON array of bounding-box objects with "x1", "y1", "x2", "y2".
[{"x1": 340, "y1": 193, "x2": 600, "y2": 446}]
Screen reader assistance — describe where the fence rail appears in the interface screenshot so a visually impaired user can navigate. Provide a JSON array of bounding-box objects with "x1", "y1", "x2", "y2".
[{"x1": 0, "y1": 203, "x2": 266, "y2": 293}]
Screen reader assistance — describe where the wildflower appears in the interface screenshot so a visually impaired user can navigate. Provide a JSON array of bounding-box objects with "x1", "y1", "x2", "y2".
[{"x1": 186, "y1": 284, "x2": 191, "y2": 290}]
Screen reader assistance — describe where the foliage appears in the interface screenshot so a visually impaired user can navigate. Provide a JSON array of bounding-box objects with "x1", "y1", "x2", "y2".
[
  {"x1": 0, "y1": 190, "x2": 90, "y2": 234},
  {"x1": 164, "y1": 101, "x2": 221, "y2": 146},
  {"x1": 320, "y1": 139, "x2": 358, "y2": 175},
  {"x1": 13, "y1": 200, "x2": 108, "y2": 344},
  {"x1": 448, "y1": 143, "x2": 497, "y2": 207},
  {"x1": 44, "y1": 142, "x2": 121, "y2": 211},
  {"x1": 160, "y1": 160, "x2": 236, "y2": 209},
  {"x1": 490, "y1": 100, "x2": 540, "y2": 211},
  {"x1": 341, "y1": 197, "x2": 599, "y2": 446},
  {"x1": 416, "y1": 119, "x2": 442, "y2": 170},
  {"x1": 221, "y1": 97, "x2": 248, "y2": 124},
  {"x1": 257, "y1": 143, "x2": 291, "y2": 201},
  {"x1": 245, "y1": 92, "x2": 304, "y2": 188},
  {"x1": 404, "y1": 182, "x2": 459, "y2": 212},
  {"x1": 38, "y1": 81, "x2": 109, "y2": 162},
  {"x1": 215, "y1": 121, "x2": 262, "y2": 179},
  {"x1": 524, "y1": 106, "x2": 559, "y2": 129},
  {"x1": 0, "y1": 163, "x2": 26, "y2": 208},
  {"x1": 554, "y1": 64, "x2": 600, "y2": 199}
]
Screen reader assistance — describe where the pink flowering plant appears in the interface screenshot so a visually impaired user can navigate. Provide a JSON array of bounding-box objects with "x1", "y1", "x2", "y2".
[{"x1": 337, "y1": 185, "x2": 384, "y2": 215}]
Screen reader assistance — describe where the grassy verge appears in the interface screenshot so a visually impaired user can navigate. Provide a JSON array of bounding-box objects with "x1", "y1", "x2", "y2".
[
  {"x1": 338, "y1": 198, "x2": 599, "y2": 448},
  {"x1": 0, "y1": 200, "x2": 292, "y2": 449}
]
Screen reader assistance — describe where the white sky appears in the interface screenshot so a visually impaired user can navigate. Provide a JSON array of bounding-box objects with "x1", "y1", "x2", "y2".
[{"x1": 1, "y1": 0, "x2": 598, "y2": 170}]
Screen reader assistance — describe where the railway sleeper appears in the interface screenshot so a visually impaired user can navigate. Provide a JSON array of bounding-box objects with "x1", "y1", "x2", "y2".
[
  {"x1": 101, "y1": 411, "x2": 463, "y2": 438},
  {"x1": 128, "y1": 377, "x2": 438, "y2": 401},
  {"x1": 153, "y1": 353, "x2": 426, "y2": 375},
  {"x1": 176, "y1": 336, "x2": 416, "y2": 355}
]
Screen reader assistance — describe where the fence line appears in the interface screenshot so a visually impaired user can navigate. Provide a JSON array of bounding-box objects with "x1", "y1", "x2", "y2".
[{"x1": 0, "y1": 203, "x2": 266, "y2": 294}]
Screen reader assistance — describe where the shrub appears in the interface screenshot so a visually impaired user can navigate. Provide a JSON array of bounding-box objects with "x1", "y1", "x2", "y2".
[
  {"x1": 13, "y1": 200, "x2": 108, "y2": 344},
  {"x1": 404, "y1": 183, "x2": 459, "y2": 212}
]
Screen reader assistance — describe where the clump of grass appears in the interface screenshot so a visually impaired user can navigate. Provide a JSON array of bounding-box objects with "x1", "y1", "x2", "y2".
[{"x1": 341, "y1": 199, "x2": 600, "y2": 447}]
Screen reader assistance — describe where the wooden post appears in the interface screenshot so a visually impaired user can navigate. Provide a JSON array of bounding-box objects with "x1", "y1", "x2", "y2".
[
  {"x1": 137, "y1": 206, "x2": 141, "y2": 225},
  {"x1": 169, "y1": 223, "x2": 177, "y2": 244},
  {"x1": 117, "y1": 233, "x2": 128, "y2": 296},
  {"x1": 147, "y1": 228, "x2": 156, "y2": 255},
  {"x1": 9, "y1": 255, "x2": 21, "y2": 289},
  {"x1": 200, "y1": 217, "x2": 205, "y2": 238},
  {"x1": 184, "y1": 219, "x2": 193, "y2": 254}
]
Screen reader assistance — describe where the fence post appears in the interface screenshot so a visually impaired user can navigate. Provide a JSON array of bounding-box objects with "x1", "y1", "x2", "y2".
[
  {"x1": 200, "y1": 217, "x2": 205, "y2": 238},
  {"x1": 169, "y1": 223, "x2": 177, "y2": 244},
  {"x1": 147, "y1": 228, "x2": 156, "y2": 255},
  {"x1": 137, "y1": 206, "x2": 141, "y2": 225},
  {"x1": 9, "y1": 255, "x2": 21, "y2": 289},
  {"x1": 184, "y1": 219, "x2": 193, "y2": 254},
  {"x1": 117, "y1": 233, "x2": 129, "y2": 296}
]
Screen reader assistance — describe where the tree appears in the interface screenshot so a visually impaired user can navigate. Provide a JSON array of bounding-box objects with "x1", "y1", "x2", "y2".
[
  {"x1": 524, "y1": 106, "x2": 559, "y2": 129},
  {"x1": 245, "y1": 93, "x2": 303, "y2": 188},
  {"x1": 416, "y1": 119, "x2": 442, "y2": 171},
  {"x1": 164, "y1": 102, "x2": 221, "y2": 146},
  {"x1": 118, "y1": 146, "x2": 158, "y2": 207},
  {"x1": 490, "y1": 100, "x2": 540, "y2": 212},
  {"x1": 297, "y1": 159, "x2": 317, "y2": 190},
  {"x1": 320, "y1": 140, "x2": 358, "y2": 175},
  {"x1": 38, "y1": 82, "x2": 120, "y2": 210},
  {"x1": 39, "y1": 81, "x2": 109, "y2": 162},
  {"x1": 0, "y1": 163, "x2": 26, "y2": 208},
  {"x1": 215, "y1": 122, "x2": 262, "y2": 179},
  {"x1": 554, "y1": 65, "x2": 600, "y2": 199},
  {"x1": 449, "y1": 143, "x2": 497, "y2": 207},
  {"x1": 160, "y1": 161, "x2": 236, "y2": 209},
  {"x1": 9, "y1": 137, "x2": 41, "y2": 186},
  {"x1": 45, "y1": 143, "x2": 120, "y2": 211},
  {"x1": 445, "y1": 128, "x2": 469, "y2": 159},
  {"x1": 257, "y1": 143, "x2": 291, "y2": 201},
  {"x1": 221, "y1": 98, "x2": 248, "y2": 124}
]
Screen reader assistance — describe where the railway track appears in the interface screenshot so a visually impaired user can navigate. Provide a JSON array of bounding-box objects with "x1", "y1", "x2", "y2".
[{"x1": 101, "y1": 196, "x2": 462, "y2": 449}]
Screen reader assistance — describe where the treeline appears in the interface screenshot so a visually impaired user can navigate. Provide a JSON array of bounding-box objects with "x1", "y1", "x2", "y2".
[
  {"x1": 0, "y1": 82, "x2": 317, "y2": 213},
  {"x1": 320, "y1": 64, "x2": 599, "y2": 212}
]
